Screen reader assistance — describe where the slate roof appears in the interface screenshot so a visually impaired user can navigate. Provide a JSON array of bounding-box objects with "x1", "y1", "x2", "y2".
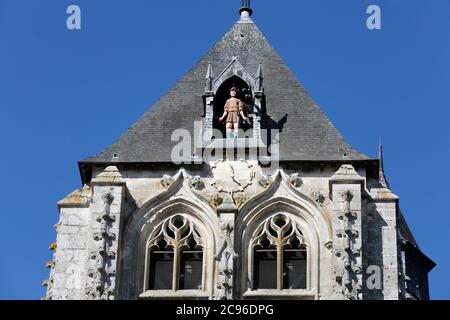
[{"x1": 81, "y1": 14, "x2": 370, "y2": 165}]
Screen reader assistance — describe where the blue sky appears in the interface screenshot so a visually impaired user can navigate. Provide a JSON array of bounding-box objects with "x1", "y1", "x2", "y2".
[{"x1": 0, "y1": 0, "x2": 448, "y2": 299}]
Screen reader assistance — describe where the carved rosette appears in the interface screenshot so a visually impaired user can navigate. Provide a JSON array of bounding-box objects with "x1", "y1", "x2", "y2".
[
  {"x1": 85, "y1": 191, "x2": 117, "y2": 300},
  {"x1": 334, "y1": 190, "x2": 362, "y2": 300}
]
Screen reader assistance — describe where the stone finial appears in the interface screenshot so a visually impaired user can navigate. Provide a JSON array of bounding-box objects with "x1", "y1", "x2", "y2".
[
  {"x1": 217, "y1": 194, "x2": 238, "y2": 213},
  {"x1": 205, "y1": 62, "x2": 213, "y2": 92},
  {"x1": 93, "y1": 166, "x2": 124, "y2": 184},
  {"x1": 378, "y1": 143, "x2": 390, "y2": 189}
]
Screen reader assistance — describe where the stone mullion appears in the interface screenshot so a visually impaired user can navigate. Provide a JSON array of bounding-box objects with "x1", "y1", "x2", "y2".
[
  {"x1": 276, "y1": 235, "x2": 283, "y2": 291},
  {"x1": 172, "y1": 231, "x2": 181, "y2": 291}
]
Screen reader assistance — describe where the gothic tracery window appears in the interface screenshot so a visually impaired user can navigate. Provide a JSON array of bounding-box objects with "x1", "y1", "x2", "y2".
[
  {"x1": 251, "y1": 214, "x2": 307, "y2": 290},
  {"x1": 145, "y1": 215, "x2": 204, "y2": 291}
]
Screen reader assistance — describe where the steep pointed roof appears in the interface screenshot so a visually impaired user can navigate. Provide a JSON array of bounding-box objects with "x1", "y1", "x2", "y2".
[{"x1": 82, "y1": 13, "x2": 369, "y2": 165}]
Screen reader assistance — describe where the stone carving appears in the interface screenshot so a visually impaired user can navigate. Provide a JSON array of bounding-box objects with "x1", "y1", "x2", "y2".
[
  {"x1": 215, "y1": 223, "x2": 238, "y2": 300},
  {"x1": 208, "y1": 193, "x2": 223, "y2": 208},
  {"x1": 160, "y1": 175, "x2": 175, "y2": 189},
  {"x1": 288, "y1": 173, "x2": 303, "y2": 188},
  {"x1": 46, "y1": 260, "x2": 55, "y2": 269},
  {"x1": 85, "y1": 191, "x2": 117, "y2": 300},
  {"x1": 148, "y1": 215, "x2": 203, "y2": 251},
  {"x1": 233, "y1": 193, "x2": 248, "y2": 208},
  {"x1": 211, "y1": 160, "x2": 255, "y2": 194},
  {"x1": 49, "y1": 242, "x2": 57, "y2": 252},
  {"x1": 190, "y1": 176, "x2": 205, "y2": 190},
  {"x1": 310, "y1": 191, "x2": 325, "y2": 204},
  {"x1": 334, "y1": 164, "x2": 359, "y2": 177},
  {"x1": 258, "y1": 175, "x2": 272, "y2": 188},
  {"x1": 334, "y1": 190, "x2": 362, "y2": 300}
]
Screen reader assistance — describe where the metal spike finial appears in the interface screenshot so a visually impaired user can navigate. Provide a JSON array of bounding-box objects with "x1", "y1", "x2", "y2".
[
  {"x1": 378, "y1": 141, "x2": 390, "y2": 189},
  {"x1": 378, "y1": 139, "x2": 384, "y2": 171},
  {"x1": 240, "y1": 0, "x2": 253, "y2": 17}
]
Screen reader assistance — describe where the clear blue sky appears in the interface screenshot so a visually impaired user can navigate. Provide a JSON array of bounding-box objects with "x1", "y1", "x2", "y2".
[{"x1": 0, "y1": 0, "x2": 448, "y2": 299}]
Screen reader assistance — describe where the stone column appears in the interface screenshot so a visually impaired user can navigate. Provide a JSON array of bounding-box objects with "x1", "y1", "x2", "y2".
[
  {"x1": 47, "y1": 185, "x2": 92, "y2": 300},
  {"x1": 329, "y1": 165, "x2": 365, "y2": 300},
  {"x1": 85, "y1": 166, "x2": 126, "y2": 300},
  {"x1": 369, "y1": 187, "x2": 400, "y2": 300}
]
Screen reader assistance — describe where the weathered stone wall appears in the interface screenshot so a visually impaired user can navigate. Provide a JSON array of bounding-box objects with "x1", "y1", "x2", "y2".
[{"x1": 46, "y1": 163, "x2": 409, "y2": 300}]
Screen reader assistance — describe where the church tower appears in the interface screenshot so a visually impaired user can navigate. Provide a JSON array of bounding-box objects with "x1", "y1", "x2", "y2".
[{"x1": 44, "y1": 1, "x2": 434, "y2": 300}]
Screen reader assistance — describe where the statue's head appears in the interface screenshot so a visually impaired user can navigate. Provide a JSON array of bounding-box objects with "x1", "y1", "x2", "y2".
[{"x1": 230, "y1": 87, "x2": 239, "y2": 97}]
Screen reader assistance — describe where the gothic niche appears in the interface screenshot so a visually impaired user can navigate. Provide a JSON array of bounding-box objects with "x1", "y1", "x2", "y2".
[
  {"x1": 213, "y1": 75, "x2": 254, "y2": 138},
  {"x1": 145, "y1": 215, "x2": 204, "y2": 292}
]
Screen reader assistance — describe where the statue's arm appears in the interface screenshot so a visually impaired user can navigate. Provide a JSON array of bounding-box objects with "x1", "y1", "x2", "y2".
[{"x1": 238, "y1": 100, "x2": 248, "y2": 121}]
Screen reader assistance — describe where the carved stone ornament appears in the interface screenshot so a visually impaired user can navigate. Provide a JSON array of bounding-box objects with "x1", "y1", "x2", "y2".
[
  {"x1": 258, "y1": 175, "x2": 272, "y2": 188},
  {"x1": 210, "y1": 160, "x2": 255, "y2": 194},
  {"x1": 288, "y1": 173, "x2": 303, "y2": 188},
  {"x1": 334, "y1": 189, "x2": 362, "y2": 300},
  {"x1": 310, "y1": 191, "x2": 325, "y2": 204},
  {"x1": 85, "y1": 190, "x2": 118, "y2": 300},
  {"x1": 190, "y1": 176, "x2": 205, "y2": 191},
  {"x1": 215, "y1": 223, "x2": 238, "y2": 300},
  {"x1": 233, "y1": 193, "x2": 248, "y2": 208},
  {"x1": 208, "y1": 193, "x2": 223, "y2": 208},
  {"x1": 160, "y1": 175, "x2": 175, "y2": 189},
  {"x1": 333, "y1": 164, "x2": 359, "y2": 178},
  {"x1": 148, "y1": 215, "x2": 204, "y2": 251}
]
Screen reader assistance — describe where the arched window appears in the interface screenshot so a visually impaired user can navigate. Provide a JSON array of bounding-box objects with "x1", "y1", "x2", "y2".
[
  {"x1": 251, "y1": 214, "x2": 307, "y2": 290},
  {"x1": 145, "y1": 215, "x2": 204, "y2": 291}
]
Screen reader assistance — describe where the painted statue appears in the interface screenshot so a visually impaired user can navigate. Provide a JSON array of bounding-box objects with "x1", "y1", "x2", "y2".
[{"x1": 219, "y1": 87, "x2": 249, "y2": 139}]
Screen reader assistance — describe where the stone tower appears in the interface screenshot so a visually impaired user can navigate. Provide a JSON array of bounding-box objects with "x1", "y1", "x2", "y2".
[{"x1": 44, "y1": 1, "x2": 435, "y2": 300}]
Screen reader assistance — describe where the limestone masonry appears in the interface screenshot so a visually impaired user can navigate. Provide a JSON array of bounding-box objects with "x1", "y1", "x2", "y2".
[{"x1": 44, "y1": 1, "x2": 434, "y2": 300}]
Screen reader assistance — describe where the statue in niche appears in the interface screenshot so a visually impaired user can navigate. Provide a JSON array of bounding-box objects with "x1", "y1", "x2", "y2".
[{"x1": 219, "y1": 87, "x2": 250, "y2": 139}]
